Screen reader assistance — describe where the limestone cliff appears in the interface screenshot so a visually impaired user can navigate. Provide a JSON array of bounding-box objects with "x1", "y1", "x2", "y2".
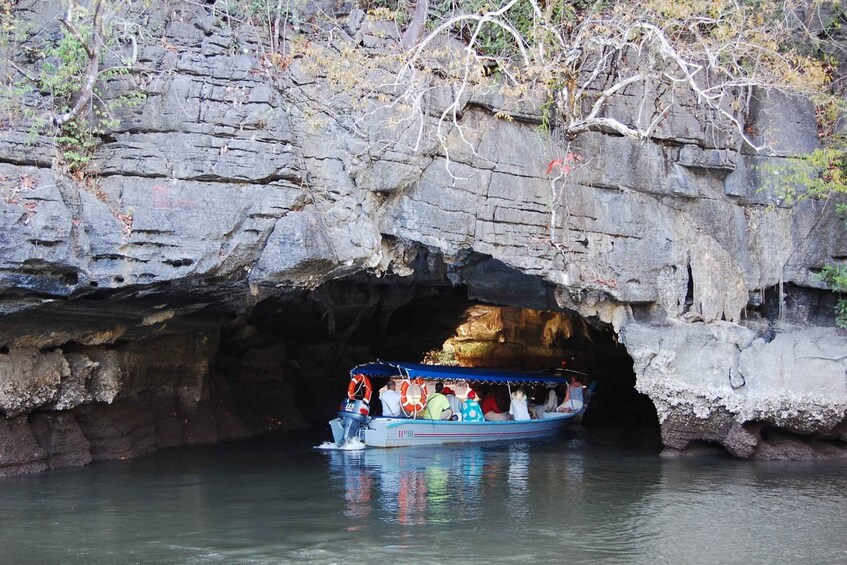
[{"x1": 0, "y1": 1, "x2": 845, "y2": 473}]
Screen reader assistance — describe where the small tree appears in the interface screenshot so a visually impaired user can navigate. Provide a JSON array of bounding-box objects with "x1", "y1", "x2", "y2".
[{"x1": 1, "y1": 0, "x2": 146, "y2": 173}]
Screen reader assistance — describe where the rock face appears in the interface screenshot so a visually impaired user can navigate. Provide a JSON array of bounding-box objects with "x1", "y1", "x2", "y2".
[
  {"x1": 624, "y1": 322, "x2": 847, "y2": 458},
  {"x1": 0, "y1": 334, "x2": 261, "y2": 476},
  {"x1": 0, "y1": 2, "x2": 845, "y2": 472}
]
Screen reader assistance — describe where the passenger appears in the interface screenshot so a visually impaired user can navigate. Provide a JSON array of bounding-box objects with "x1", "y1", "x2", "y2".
[
  {"x1": 509, "y1": 388, "x2": 531, "y2": 421},
  {"x1": 529, "y1": 383, "x2": 559, "y2": 419},
  {"x1": 380, "y1": 380, "x2": 403, "y2": 418},
  {"x1": 482, "y1": 390, "x2": 509, "y2": 421},
  {"x1": 423, "y1": 382, "x2": 454, "y2": 420},
  {"x1": 557, "y1": 376, "x2": 585, "y2": 413},
  {"x1": 442, "y1": 386, "x2": 464, "y2": 421},
  {"x1": 461, "y1": 390, "x2": 484, "y2": 422}
]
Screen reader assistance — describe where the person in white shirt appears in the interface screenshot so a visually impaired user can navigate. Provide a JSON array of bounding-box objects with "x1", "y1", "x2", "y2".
[
  {"x1": 509, "y1": 388, "x2": 531, "y2": 421},
  {"x1": 380, "y1": 380, "x2": 403, "y2": 417}
]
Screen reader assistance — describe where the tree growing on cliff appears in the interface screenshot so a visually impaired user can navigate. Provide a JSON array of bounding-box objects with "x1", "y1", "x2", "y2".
[
  {"x1": 0, "y1": 0, "x2": 146, "y2": 173},
  {"x1": 347, "y1": 0, "x2": 837, "y2": 155}
]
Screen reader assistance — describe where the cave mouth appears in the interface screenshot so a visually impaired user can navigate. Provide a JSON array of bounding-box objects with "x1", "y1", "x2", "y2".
[{"x1": 213, "y1": 279, "x2": 661, "y2": 441}]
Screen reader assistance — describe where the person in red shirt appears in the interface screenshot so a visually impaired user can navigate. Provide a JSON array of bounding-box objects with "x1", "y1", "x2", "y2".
[{"x1": 481, "y1": 390, "x2": 508, "y2": 421}]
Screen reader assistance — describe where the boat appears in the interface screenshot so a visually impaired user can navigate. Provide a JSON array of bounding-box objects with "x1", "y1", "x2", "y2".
[{"x1": 327, "y1": 361, "x2": 589, "y2": 448}]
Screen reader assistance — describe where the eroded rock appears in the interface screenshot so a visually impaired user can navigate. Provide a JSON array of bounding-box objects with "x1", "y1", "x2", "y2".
[
  {"x1": 626, "y1": 321, "x2": 847, "y2": 457},
  {"x1": 0, "y1": 348, "x2": 67, "y2": 417},
  {"x1": 30, "y1": 412, "x2": 92, "y2": 470},
  {"x1": 0, "y1": 416, "x2": 47, "y2": 476}
]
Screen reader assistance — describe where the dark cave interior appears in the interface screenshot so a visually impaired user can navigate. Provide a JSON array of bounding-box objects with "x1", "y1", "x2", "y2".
[{"x1": 213, "y1": 279, "x2": 661, "y2": 440}]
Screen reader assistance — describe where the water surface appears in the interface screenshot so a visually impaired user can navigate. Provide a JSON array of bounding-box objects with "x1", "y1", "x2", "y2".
[{"x1": 0, "y1": 429, "x2": 844, "y2": 564}]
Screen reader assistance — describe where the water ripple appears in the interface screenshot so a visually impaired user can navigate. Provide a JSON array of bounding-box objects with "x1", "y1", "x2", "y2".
[{"x1": 0, "y1": 433, "x2": 844, "y2": 564}]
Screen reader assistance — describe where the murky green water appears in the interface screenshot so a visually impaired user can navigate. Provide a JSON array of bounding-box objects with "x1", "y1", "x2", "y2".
[{"x1": 0, "y1": 429, "x2": 844, "y2": 564}]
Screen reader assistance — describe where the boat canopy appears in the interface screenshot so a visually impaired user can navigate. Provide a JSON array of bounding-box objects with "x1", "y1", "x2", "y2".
[{"x1": 350, "y1": 361, "x2": 572, "y2": 386}]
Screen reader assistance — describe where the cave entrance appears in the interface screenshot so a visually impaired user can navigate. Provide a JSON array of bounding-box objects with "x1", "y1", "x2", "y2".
[
  {"x1": 214, "y1": 280, "x2": 660, "y2": 438},
  {"x1": 373, "y1": 289, "x2": 659, "y2": 433}
]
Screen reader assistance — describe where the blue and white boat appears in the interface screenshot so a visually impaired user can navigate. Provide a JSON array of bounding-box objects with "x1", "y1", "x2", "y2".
[{"x1": 328, "y1": 361, "x2": 588, "y2": 448}]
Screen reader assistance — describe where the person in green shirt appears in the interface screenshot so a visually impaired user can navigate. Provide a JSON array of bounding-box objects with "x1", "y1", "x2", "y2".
[{"x1": 423, "y1": 382, "x2": 453, "y2": 420}]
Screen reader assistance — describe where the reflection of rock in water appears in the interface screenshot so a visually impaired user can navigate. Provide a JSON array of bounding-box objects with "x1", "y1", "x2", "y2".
[{"x1": 562, "y1": 448, "x2": 585, "y2": 495}]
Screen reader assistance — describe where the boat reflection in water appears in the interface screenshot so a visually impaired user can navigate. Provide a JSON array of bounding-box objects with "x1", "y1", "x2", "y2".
[
  {"x1": 507, "y1": 445, "x2": 530, "y2": 521},
  {"x1": 320, "y1": 436, "x2": 846, "y2": 564},
  {"x1": 326, "y1": 442, "x2": 563, "y2": 528},
  {"x1": 0, "y1": 430, "x2": 842, "y2": 564}
]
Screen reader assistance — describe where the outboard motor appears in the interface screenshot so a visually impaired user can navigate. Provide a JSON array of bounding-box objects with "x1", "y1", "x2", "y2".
[
  {"x1": 336, "y1": 398, "x2": 370, "y2": 444},
  {"x1": 328, "y1": 373, "x2": 373, "y2": 446}
]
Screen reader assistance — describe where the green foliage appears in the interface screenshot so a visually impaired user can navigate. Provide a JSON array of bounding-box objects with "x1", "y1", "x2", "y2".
[
  {"x1": 357, "y1": 0, "x2": 403, "y2": 10},
  {"x1": 1, "y1": 78, "x2": 33, "y2": 127},
  {"x1": 40, "y1": 20, "x2": 99, "y2": 171},
  {"x1": 538, "y1": 94, "x2": 553, "y2": 136},
  {"x1": 768, "y1": 140, "x2": 847, "y2": 328},
  {"x1": 0, "y1": 0, "x2": 14, "y2": 36},
  {"x1": 219, "y1": 0, "x2": 306, "y2": 35},
  {"x1": 39, "y1": 24, "x2": 91, "y2": 103},
  {"x1": 0, "y1": 1, "x2": 34, "y2": 125},
  {"x1": 97, "y1": 66, "x2": 148, "y2": 127},
  {"x1": 456, "y1": 0, "x2": 537, "y2": 56},
  {"x1": 423, "y1": 344, "x2": 458, "y2": 365},
  {"x1": 428, "y1": 0, "x2": 576, "y2": 61},
  {"x1": 56, "y1": 118, "x2": 98, "y2": 171},
  {"x1": 767, "y1": 141, "x2": 847, "y2": 206},
  {"x1": 215, "y1": 0, "x2": 310, "y2": 64},
  {"x1": 231, "y1": 0, "x2": 297, "y2": 21},
  {"x1": 819, "y1": 264, "x2": 847, "y2": 329}
]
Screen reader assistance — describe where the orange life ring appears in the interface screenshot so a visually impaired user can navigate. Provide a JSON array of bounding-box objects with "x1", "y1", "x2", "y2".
[
  {"x1": 400, "y1": 377, "x2": 427, "y2": 415},
  {"x1": 347, "y1": 374, "x2": 372, "y2": 404}
]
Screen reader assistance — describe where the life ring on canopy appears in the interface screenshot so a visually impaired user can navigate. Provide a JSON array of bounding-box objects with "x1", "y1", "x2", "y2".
[
  {"x1": 347, "y1": 374, "x2": 372, "y2": 404},
  {"x1": 400, "y1": 377, "x2": 427, "y2": 415}
]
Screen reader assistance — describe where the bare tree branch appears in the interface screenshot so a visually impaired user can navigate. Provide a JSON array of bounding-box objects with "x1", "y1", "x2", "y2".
[{"x1": 401, "y1": 0, "x2": 429, "y2": 50}]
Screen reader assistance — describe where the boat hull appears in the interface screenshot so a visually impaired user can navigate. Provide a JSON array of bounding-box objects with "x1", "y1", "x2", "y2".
[{"x1": 362, "y1": 412, "x2": 577, "y2": 447}]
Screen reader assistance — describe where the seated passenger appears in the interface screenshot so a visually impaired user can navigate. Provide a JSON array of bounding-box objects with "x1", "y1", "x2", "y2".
[
  {"x1": 509, "y1": 388, "x2": 531, "y2": 421},
  {"x1": 423, "y1": 382, "x2": 454, "y2": 420},
  {"x1": 557, "y1": 376, "x2": 585, "y2": 413},
  {"x1": 482, "y1": 390, "x2": 509, "y2": 421},
  {"x1": 442, "y1": 386, "x2": 464, "y2": 421},
  {"x1": 461, "y1": 390, "x2": 484, "y2": 422},
  {"x1": 529, "y1": 384, "x2": 559, "y2": 419},
  {"x1": 380, "y1": 380, "x2": 404, "y2": 417}
]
